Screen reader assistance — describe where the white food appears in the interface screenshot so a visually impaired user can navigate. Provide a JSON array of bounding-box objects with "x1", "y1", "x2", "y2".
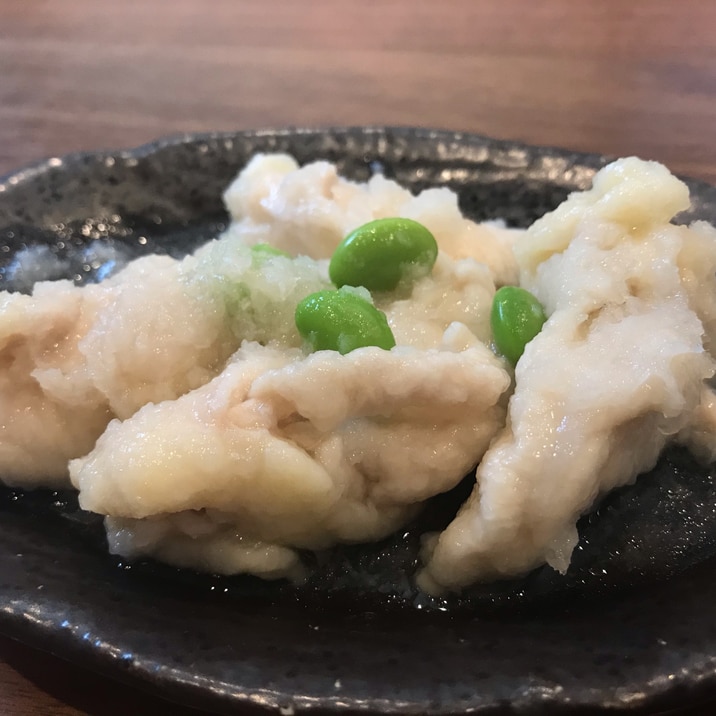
[
  {"x1": 4, "y1": 151, "x2": 715, "y2": 591},
  {"x1": 2, "y1": 153, "x2": 520, "y2": 580},
  {"x1": 419, "y1": 158, "x2": 716, "y2": 593},
  {"x1": 71, "y1": 338, "x2": 509, "y2": 576},
  {"x1": 223, "y1": 154, "x2": 521, "y2": 286},
  {"x1": 0, "y1": 154, "x2": 516, "y2": 487},
  {"x1": 0, "y1": 240, "x2": 329, "y2": 485}
]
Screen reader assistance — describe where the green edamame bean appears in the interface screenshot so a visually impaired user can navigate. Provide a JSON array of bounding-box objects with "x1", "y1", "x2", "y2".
[
  {"x1": 490, "y1": 286, "x2": 547, "y2": 365},
  {"x1": 295, "y1": 289, "x2": 396, "y2": 354},
  {"x1": 329, "y1": 218, "x2": 438, "y2": 292}
]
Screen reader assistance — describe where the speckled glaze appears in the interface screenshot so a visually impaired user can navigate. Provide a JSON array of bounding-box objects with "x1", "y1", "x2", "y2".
[{"x1": 2, "y1": 128, "x2": 716, "y2": 715}]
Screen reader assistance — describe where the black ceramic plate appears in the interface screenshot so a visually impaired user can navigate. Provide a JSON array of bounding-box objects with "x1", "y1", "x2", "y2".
[{"x1": 2, "y1": 127, "x2": 716, "y2": 715}]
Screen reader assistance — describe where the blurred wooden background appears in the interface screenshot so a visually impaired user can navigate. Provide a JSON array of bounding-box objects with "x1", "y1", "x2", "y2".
[
  {"x1": 2, "y1": 1, "x2": 716, "y2": 182},
  {"x1": 2, "y1": 1, "x2": 716, "y2": 714}
]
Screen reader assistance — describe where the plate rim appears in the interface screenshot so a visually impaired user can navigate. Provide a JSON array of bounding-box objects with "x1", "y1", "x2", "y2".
[{"x1": 2, "y1": 126, "x2": 716, "y2": 716}]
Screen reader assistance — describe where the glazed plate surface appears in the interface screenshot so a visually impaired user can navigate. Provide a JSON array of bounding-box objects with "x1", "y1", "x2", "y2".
[{"x1": 2, "y1": 128, "x2": 716, "y2": 715}]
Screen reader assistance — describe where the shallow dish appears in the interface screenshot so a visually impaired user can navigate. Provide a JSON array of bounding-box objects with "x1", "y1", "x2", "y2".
[{"x1": 2, "y1": 127, "x2": 716, "y2": 714}]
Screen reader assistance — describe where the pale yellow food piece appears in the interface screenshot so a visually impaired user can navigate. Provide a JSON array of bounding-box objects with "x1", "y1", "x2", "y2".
[
  {"x1": 1, "y1": 153, "x2": 512, "y2": 487},
  {"x1": 420, "y1": 158, "x2": 716, "y2": 593},
  {"x1": 380, "y1": 253, "x2": 496, "y2": 348},
  {"x1": 223, "y1": 153, "x2": 522, "y2": 285},
  {"x1": 0, "y1": 280, "x2": 110, "y2": 485},
  {"x1": 72, "y1": 338, "x2": 510, "y2": 579},
  {"x1": 0, "y1": 241, "x2": 329, "y2": 486}
]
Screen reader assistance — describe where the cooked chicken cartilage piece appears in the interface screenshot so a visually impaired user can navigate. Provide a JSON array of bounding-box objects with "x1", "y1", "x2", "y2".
[
  {"x1": 677, "y1": 219, "x2": 716, "y2": 352},
  {"x1": 223, "y1": 153, "x2": 523, "y2": 286},
  {"x1": 70, "y1": 338, "x2": 510, "y2": 579},
  {"x1": 105, "y1": 513, "x2": 308, "y2": 582},
  {"x1": 420, "y1": 158, "x2": 716, "y2": 593},
  {"x1": 380, "y1": 253, "x2": 496, "y2": 348},
  {"x1": 0, "y1": 240, "x2": 330, "y2": 486},
  {"x1": 0, "y1": 280, "x2": 111, "y2": 485},
  {"x1": 679, "y1": 386, "x2": 716, "y2": 463},
  {"x1": 0, "y1": 153, "x2": 517, "y2": 488}
]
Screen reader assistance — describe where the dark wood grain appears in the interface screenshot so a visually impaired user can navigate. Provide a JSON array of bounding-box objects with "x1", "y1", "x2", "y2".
[
  {"x1": 2, "y1": 1, "x2": 716, "y2": 714},
  {"x1": 0, "y1": 635, "x2": 207, "y2": 715},
  {"x1": 2, "y1": 0, "x2": 716, "y2": 182}
]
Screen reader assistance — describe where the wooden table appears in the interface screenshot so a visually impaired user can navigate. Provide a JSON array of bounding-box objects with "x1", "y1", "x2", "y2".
[{"x1": 2, "y1": 1, "x2": 716, "y2": 713}]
